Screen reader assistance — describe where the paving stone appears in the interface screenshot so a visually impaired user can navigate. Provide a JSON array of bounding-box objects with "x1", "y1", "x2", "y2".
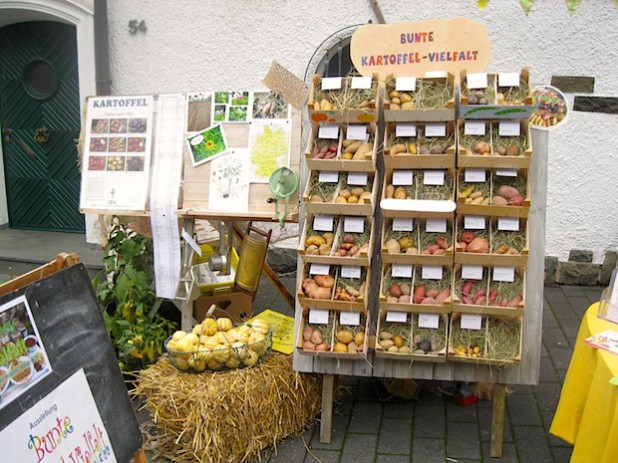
[
  {"x1": 378, "y1": 418, "x2": 412, "y2": 455},
  {"x1": 411, "y1": 437, "x2": 445, "y2": 463},
  {"x1": 546, "y1": 347, "x2": 573, "y2": 371},
  {"x1": 560, "y1": 323, "x2": 580, "y2": 347},
  {"x1": 340, "y1": 375, "x2": 360, "y2": 387},
  {"x1": 341, "y1": 433, "x2": 378, "y2": 463},
  {"x1": 583, "y1": 286, "x2": 604, "y2": 305},
  {"x1": 542, "y1": 305, "x2": 559, "y2": 329},
  {"x1": 383, "y1": 400, "x2": 414, "y2": 420},
  {"x1": 555, "y1": 368, "x2": 568, "y2": 384},
  {"x1": 335, "y1": 390, "x2": 356, "y2": 416},
  {"x1": 413, "y1": 404, "x2": 445, "y2": 438},
  {"x1": 599, "y1": 251, "x2": 617, "y2": 285},
  {"x1": 512, "y1": 425, "x2": 554, "y2": 463},
  {"x1": 266, "y1": 247, "x2": 297, "y2": 273},
  {"x1": 560, "y1": 285, "x2": 588, "y2": 297},
  {"x1": 507, "y1": 393, "x2": 543, "y2": 426},
  {"x1": 552, "y1": 445, "x2": 574, "y2": 462},
  {"x1": 542, "y1": 328, "x2": 570, "y2": 348},
  {"x1": 304, "y1": 449, "x2": 340, "y2": 463},
  {"x1": 477, "y1": 405, "x2": 513, "y2": 443},
  {"x1": 538, "y1": 356, "x2": 559, "y2": 383},
  {"x1": 509, "y1": 384, "x2": 535, "y2": 396},
  {"x1": 446, "y1": 423, "x2": 481, "y2": 459},
  {"x1": 356, "y1": 377, "x2": 380, "y2": 401},
  {"x1": 568, "y1": 296, "x2": 592, "y2": 317},
  {"x1": 446, "y1": 400, "x2": 478, "y2": 422},
  {"x1": 311, "y1": 413, "x2": 349, "y2": 450},
  {"x1": 376, "y1": 455, "x2": 410, "y2": 463},
  {"x1": 348, "y1": 401, "x2": 383, "y2": 433},
  {"x1": 568, "y1": 249, "x2": 594, "y2": 263},
  {"x1": 534, "y1": 382, "x2": 561, "y2": 413},
  {"x1": 270, "y1": 434, "x2": 308, "y2": 462},
  {"x1": 544, "y1": 286, "x2": 570, "y2": 309},
  {"x1": 481, "y1": 441, "x2": 518, "y2": 462}
]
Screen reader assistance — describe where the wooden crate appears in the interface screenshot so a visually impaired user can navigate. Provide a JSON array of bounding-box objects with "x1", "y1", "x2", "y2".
[
  {"x1": 297, "y1": 264, "x2": 369, "y2": 311},
  {"x1": 383, "y1": 121, "x2": 456, "y2": 169},
  {"x1": 297, "y1": 213, "x2": 339, "y2": 262}
]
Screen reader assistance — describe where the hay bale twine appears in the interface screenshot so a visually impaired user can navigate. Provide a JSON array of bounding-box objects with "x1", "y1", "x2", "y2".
[{"x1": 134, "y1": 352, "x2": 322, "y2": 463}]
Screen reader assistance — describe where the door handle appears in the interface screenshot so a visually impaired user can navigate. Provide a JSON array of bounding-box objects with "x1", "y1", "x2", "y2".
[{"x1": 2, "y1": 126, "x2": 36, "y2": 158}]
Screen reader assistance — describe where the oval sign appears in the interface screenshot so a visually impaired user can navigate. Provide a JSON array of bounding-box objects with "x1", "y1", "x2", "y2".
[{"x1": 350, "y1": 18, "x2": 491, "y2": 79}]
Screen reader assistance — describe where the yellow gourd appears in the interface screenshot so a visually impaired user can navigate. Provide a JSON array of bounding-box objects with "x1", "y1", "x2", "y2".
[
  {"x1": 201, "y1": 318, "x2": 218, "y2": 336},
  {"x1": 216, "y1": 317, "x2": 233, "y2": 332},
  {"x1": 250, "y1": 319, "x2": 270, "y2": 335}
]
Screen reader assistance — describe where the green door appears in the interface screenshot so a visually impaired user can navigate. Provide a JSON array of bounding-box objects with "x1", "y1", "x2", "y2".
[{"x1": 0, "y1": 21, "x2": 84, "y2": 232}]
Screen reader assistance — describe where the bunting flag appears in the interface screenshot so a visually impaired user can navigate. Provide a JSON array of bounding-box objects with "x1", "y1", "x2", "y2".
[
  {"x1": 566, "y1": 0, "x2": 583, "y2": 14},
  {"x1": 477, "y1": 0, "x2": 490, "y2": 9},
  {"x1": 613, "y1": 0, "x2": 618, "y2": 9},
  {"x1": 520, "y1": 0, "x2": 536, "y2": 14}
]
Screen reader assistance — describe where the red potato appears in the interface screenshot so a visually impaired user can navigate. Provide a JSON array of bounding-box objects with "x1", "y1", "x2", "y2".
[
  {"x1": 399, "y1": 295, "x2": 411, "y2": 303},
  {"x1": 500, "y1": 297, "x2": 509, "y2": 307},
  {"x1": 474, "y1": 296, "x2": 486, "y2": 305},
  {"x1": 436, "y1": 237, "x2": 448, "y2": 250},
  {"x1": 315, "y1": 343, "x2": 330, "y2": 351},
  {"x1": 489, "y1": 289, "x2": 498, "y2": 303},
  {"x1": 509, "y1": 195, "x2": 525, "y2": 206},
  {"x1": 303, "y1": 325, "x2": 313, "y2": 342},
  {"x1": 427, "y1": 289, "x2": 440, "y2": 298},
  {"x1": 492, "y1": 195, "x2": 508, "y2": 205},
  {"x1": 324, "y1": 152, "x2": 336, "y2": 159},
  {"x1": 426, "y1": 244, "x2": 440, "y2": 253},
  {"x1": 435, "y1": 288, "x2": 451, "y2": 303},
  {"x1": 461, "y1": 280, "x2": 474, "y2": 296},
  {"x1": 461, "y1": 231, "x2": 475, "y2": 244},
  {"x1": 461, "y1": 296, "x2": 473, "y2": 305},
  {"x1": 472, "y1": 290, "x2": 486, "y2": 300},
  {"x1": 434, "y1": 248, "x2": 446, "y2": 255},
  {"x1": 467, "y1": 237, "x2": 489, "y2": 253},
  {"x1": 414, "y1": 285, "x2": 427, "y2": 303},
  {"x1": 390, "y1": 284, "x2": 403, "y2": 298},
  {"x1": 303, "y1": 341, "x2": 316, "y2": 350},
  {"x1": 421, "y1": 297, "x2": 436, "y2": 305},
  {"x1": 458, "y1": 241, "x2": 468, "y2": 251},
  {"x1": 497, "y1": 185, "x2": 520, "y2": 200},
  {"x1": 328, "y1": 145, "x2": 337, "y2": 152},
  {"x1": 508, "y1": 295, "x2": 523, "y2": 307}
]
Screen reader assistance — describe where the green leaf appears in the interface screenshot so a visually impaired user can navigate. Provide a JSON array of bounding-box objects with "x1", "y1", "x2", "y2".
[
  {"x1": 494, "y1": 108, "x2": 529, "y2": 115},
  {"x1": 520, "y1": 0, "x2": 535, "y2": 14},
  {"x1": 566, "y1": 0, "x2": 582, "y2": 14},
  {"x1": 115, "y1": 273, "x2": 131, "y2": 301}
]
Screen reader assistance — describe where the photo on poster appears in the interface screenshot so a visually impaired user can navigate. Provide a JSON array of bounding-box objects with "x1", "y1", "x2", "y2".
[
  {"x1": 186, "y1": 92, "x2": 213, "y2": 133},
  {"x1": 0, "y1": 295, "x2": 52, "y2": 410},
  {"x1": 252, "y1": 91, "x2": 291, "y2": 119},
  {"x1": 210, "y1": 91, "x2": 252, "y2": 125},
  {"x1": 187, "y1": 124, "x2": 229, "y2": 166},
  {"x1": 248, "y1": 119, "x2": 291, "y2": 183},
  {"x1": 208, "y1": 149, "x2": 250, "y2": 212}
]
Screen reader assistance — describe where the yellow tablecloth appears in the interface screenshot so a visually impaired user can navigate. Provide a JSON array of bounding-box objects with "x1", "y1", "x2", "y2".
[{"x1": 550, "y1": 302, "x2": 618, "y2": 463}]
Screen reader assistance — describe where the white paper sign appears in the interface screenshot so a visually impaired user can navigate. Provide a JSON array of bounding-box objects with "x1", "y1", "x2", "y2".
[
  {"x1": 344, "y1": 217, "x2": 365, "y2": 233},
  {"x1": 340, "y1": 312, "x2": 361, "y2": 326},
  {"x1": 423, "y1": 170, "x2": 445, "y2": 186},
  {"x1": 462, "y1": 264, "x2": 484, "y2": 280},
  {"x1": 347, "y1": 172, "x2": 368, "y2": 186},
  {"x1": 392, "y1": 264, "x2": 413, "y2": 278},
  {"x1": 309, "y1": 309, "x2": 330, "y2": 324},
  {"x1": 422, "y1": 265, "x2": 443, "y2": 280},
  {"x1": 496, "y1": 168, "x2": 518, "y2": 177},
  {"x1": 464, "y1": 121, "x2": 486, "y2": 136},
  {"x1": 498, "y1": 217, "x2": 521, "y2": 231},
  {"x1": 464, "y1": 215, "x2": 486, "y2": 230},
  {"x1": 351, "y1": 76, "x2": 372, "y2": 89},
  {"x1": 386, "y1": 311, "x2": 408, "y2": 323},
  {"x1": 318, "y1": 124, "x2": 339, "y2": 139},
  {"x1": 418, "y1": 313, "x2": 440, "y2": 329},
  {"x1": 396, "y1": 123, "x2": 417, "y2": 138},
  {"x1": 396, "y1": 77, "x2": 416, "y2": 91},
  {"x1": 467, "y1": 72, "x2": 488, "y2": 89},
  {"x1": 461, "y1": 314, "x2": 483, "y2": 330},
  {"x1": 182, "y1": 229, "x2": 202, "y2": 257},
  {"x1": 313, "y1": 215, "x2": 334, "y2": 231},
  {"x1": 310, "y1": 264, "x2": 330, "y2": 275},
  {"x1": 341, "y1": 266, "x2": 362, "y2": 279},
  {"x1": 493, "y1": 266, "x2": 516, "y2": 282},
  {"x1": 347, "y1": 124, "x2": 368, "y2": 141},
  {"x1": 392, "y1": 218, "x2": 414, "y2": 232},
  {"x1": 319, "y1": 171, "x2": 339, "y2": 183},
  {"x1": 425, "y1": 123, "x2": 446, "y2": 137},
  {"x1": 465, "y1": 168, "x2": 487, "y2": 183},
  {"x1": 392, "y1": 170, "x2": 413, "y2": 185},
  {"x1": 426, "y1": 218, "x2": 447, "y2": 233},
  {"x1": 321, "y1": 77, "x2": 342, "y2": 90},
  {"x1": 499, "y1": 72, "x2": 520, "y2": 87},
  {"x1": 499, "y1": 121, "x2": 521, "y2": 137}
]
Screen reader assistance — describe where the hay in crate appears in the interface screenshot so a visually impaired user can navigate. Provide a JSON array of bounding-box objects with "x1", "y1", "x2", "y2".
[{"x1": 134, "y1": 352, "x2": 322, "y2": 463}]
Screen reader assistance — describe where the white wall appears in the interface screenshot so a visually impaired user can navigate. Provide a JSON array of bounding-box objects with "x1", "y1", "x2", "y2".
[{"x1": 107, "y1": 0, "x2": 618, "y2": 263}]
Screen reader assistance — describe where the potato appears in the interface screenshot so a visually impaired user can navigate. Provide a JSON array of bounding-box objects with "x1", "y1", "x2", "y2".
[
  {"x1": 339, "y1": 189, "x2": 351, "y2": 198},
  {"x1": 359, "y1": 192, "x2": 372, "y2": 202},
  {"x1": 306, "y1": 244, "x2": 319, "y2": 255},
  {"x1": 398, "y1": 236, "x2": 414, "y2": 250},
  {"x1": 336, "y1": 330, "x2": 354, "y2": 344},
  {"x1": 393, "y1": 335, "x2": 404, "y2": 348},
  {"x1": 354, "y1": 143, "x2": 373, "y2": 159},
  {"x1": 492, "y1": 195, "x2": 508, "y2": 205},
  {"x1": 318, "y1": 244, "x2": 331, "y2": 255},
  {"x1": 344, "y1": 141, "x2": 362, "y2": 153},
  {"x1": 387, "y1": 346, "x2": 400, "y2": 353},
  {"x1": 497, "y1": 185, "x2": 520, "y2": 200},
  {"x1": 336, "y1": 196, "x2": 348, "y2": 203},
  {"x1": 388, "y1": 90, "x2": 400, "y2": 99},
  {"x1": 354, "y1": 332, "x2": 365, "y2": 346},
  {"x1": 350, "y1": 187, "x2": 365, "y2": 197},
  {"x1": 401, "y1": 93, "x2": 412, "y2": 103},
  {"x1": 341, "y1": 152, "x2": 354, "y2": 160},
  {"x1": 390, "y1": 103, "x2": 401, "y2": 110},
  {"x1": 385, "y1": 239, "x2": 401, "y2": 254},
  {"x1": 310, "y1": 195, "x2": 324, "y2": 202},
  {"x1": 380, "y1": 331, "x2": 393, "y2": 340},
  {"x1": 405, "y1": 247, "x2": 418, "y2": 255},
  {"x1": 408, "y1": 143, "x2": 417, "y2": 154},
  {"x1": 324, "y1": 233, "x2": 335, "y2": 245},
  {"x1": 390, "y1": 284, "x2": 402, "y2": 297},
  {"x1": 401, "y1": 102, "x2": 414, "y2": 110},
  {"x1": 390, "y1": 143, "x2": 407, "y2": 154},
  {"x1": 398, "y1": 346, "x2": 412, "y2": 354},
  {"x1": 394, "y1": 187, "x2": 407, "y2": 199},
  {"x1": 506, "y1": 145, "x2": 520, "y2": 156},
  {"x1": 386, "y1": 184, "x2": 395, "y2": 198},
  {"x1": 380, "y1": 339, "x2": 394, "y2": 349},
  {"x1": 347, "y1": 195, "x2": 359, "y2": 204},
  {"x1": 398, "y1": 295, "x2": 411, "y2": 303},
  {"x1": 391, "y1": 97, "x2": 401, "y2": 105}
]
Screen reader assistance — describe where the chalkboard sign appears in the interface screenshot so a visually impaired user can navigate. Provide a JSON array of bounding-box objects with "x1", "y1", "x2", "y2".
[{"x1": 0, "y1": 264, "x2": 142, "y2": 461}]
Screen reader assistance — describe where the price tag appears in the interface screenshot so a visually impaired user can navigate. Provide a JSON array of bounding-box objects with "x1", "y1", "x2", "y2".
[
  {"x1": 499, "y1": 72, "x2": 520, "y2": 87},
  {"x1": 426, "y1": 218, "x2": 447, "y2": 233},
  {"x1": 425, "y1": 71, "x2": 447, "y2": 78},
  {"x1": 318, "y1": 171, "x2": 339, "y2": 183},
  {"x1": 393, "y1": 218, "x2": 414, "y2": 232},
  {"x1": 318, "y1": 124, "x2": 339, "y2": 139},
  {"x1": 313, "y1": 215, "x2": 334, "y2": 231},
  {"x1": 309, "y1": 309, "x2": 330, "y2": 325},
  {"x1": 464, "y1": 215, "x2": 486, "y2": 230},
  {"x1": 418, "y1": 313, "x2": 440, "y2": 329},
  {"x1": 493, "y1": 266, "x2": 516, "y2": 282},
  {"x1": 310, "y1": 264, "x2": 330, "y2": 275},
  {"x1": 462, "y1": 264, "x2": 484, "y2": 280},
  {"x1": 499, "y1": 121, "x2": 521, "y2": 137},
  {"x1": 347, "y1": 172, "x2": 368, "y2": 186},
  {"x1": 423, "y1": 170, "x2": 445, "y2": 186},
  {"x1": 321, "y1": 77, "x2": 342, "y2": 90},
  {"x1": 396, "y1": 123, "x2": 417, "y2": 138},
  {"x1": 425, "y1": 123, "x2": 446, "y2": 137},
  {"x1": 498, "y1": 217, "x2": 520, "y2": 231},
  {"x1": 422, "y1": 265, "x2": 443, "y2": 280},
  {"x1": 351, "y1": 76, "x2": 372, "y2": 89},
  {"x1": 396, "y1": 77, "x2": 416, "y2": 91},
  {"x1": 347, "y1": 124, "x2": 367, "y2": 141},
  {"x1": 496, "y1": 168, "x2": 518, "y2": 177},
  {"x1": 465, "y1": 168, "x2": 486, "y2": 183},
  {"x1": 392, "y1": 264, "x2": 413, "y2": 278},
  {"x1": 464, "y1": 121, "x2": 486, "y2": 136},
  {"x1": 344, "y1": 217, "x2": 365, "y2": 233},
  {"x1": 341, "y1": 266, "x2": 362, "y2": 279},
  {"x1": 461, "y1": 314, "x2": 483, "y2": 330},
  {"x1": 467, "y1": 72, "x2": 488, "y2": 89},
  {"x1": 340, "y1": 311, "x2": 361, "y2": 326},
  {"x1": 392, "y1": 170, "x2": 413, "y2": 186},
  {"x1": 386, "y1": 311, "x2": 408, "y2": 323}
]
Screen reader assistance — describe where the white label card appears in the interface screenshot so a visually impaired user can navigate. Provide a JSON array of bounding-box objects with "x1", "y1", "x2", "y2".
[
  {"x1": 426, "y1": 218, "x2": 447, "y2": 233},
  {"x1": 393, "y1": 218, "x2": 414, "y2": 232},
  {"x1": 467, "y1": 72, "x2": 488, "y2": 89},
  {"x1": 464, "y1": 215, "x2": 486, "y2": 230},
  {"x1": 423, "y1": 170, "x2": 445, "y2": 186},
  {"x1": 310, "y1": 264, "x2": 330, "y2": 275},
  {"x1": 386, "y1": 311, "x2": 408, "y2": 323},
  {"x1": 499, "y1": 121, "x2": 521, "y2": 137},
  {"x1": 464, "y1": 121, "x2": 486, "y2": 136},
  {"x1": 461, "y1": 314, "x2": 483, "y2": 330},
  {"x1": 182, "y1": 229, "x2": 202, "y2": 257},
  {"x1": 313, "y1": 215, "x2": 334, "y2": 231},
  {"x1": 499, "y1": 72, "x2": 520, "y2": 87},
  {"x1": 344, "y1": 217, "x2": 365, "y2": 233},
  {"x1": 341, "y1": 266, "x2": 362, "y2": 279},
  {"x1": 425, "y1": 123, "x2": 446, "y2": 137},
  {"x1": 462, "y1": 264, "x2": 484, "y2": 280},
  {"x1": 319, "y1": 171, "x2": 339, "y2": 183},
  {"x1": 396, "y1": 123, "x2": 417, "y2": 138},
  {"x1": 493, "y1": 266, "x2": 516, "y2": 282},
  {"x1": 347, "y1": 172, "x2": 368, "y2": 186},
  {"x1": 318, "y1": 124, "x2": 339, "y2": 139},
  {"x1": 309, "y1": 309, "x2": 330, "y2": 325},
  {"x1": 392, "y1": 264, "x2": 413, "y2": 278},
  {"x1": 321, "y1": 77, "x2": 342, "y2": 90},
  {"x1": 392, "y1": 170, "x2": 413, "y2": 186},
  {"x1": 496, "y1": 168, "x2": 518, "y2": 177},
  {"x1": 351, "y1": 76, "x2": 372, "y2": 89},
  {"x1": 422, "y1": 265, "x2": 443, "y2": 280},
  {"x1": 347, "y1": 124, "x2": 368, "y2": 141},
  {"x1": 396, "y1": 77, "x2": 416, "y2": 91},
  {"x1": 340, "y1": 311, "x2": 361, "y2": 326},
  {"x1": 498, "y1": 217, "x2": 520, "y2": 231},
  {"x1": 465, "y1": 168, "x2": 487, "y2": 183},
  {"x1": 418, "y1": 313, "x2": 440, "y2": 329},
  {"x1": 425, "y1": 71, "x2": 447, "y2": 78}
]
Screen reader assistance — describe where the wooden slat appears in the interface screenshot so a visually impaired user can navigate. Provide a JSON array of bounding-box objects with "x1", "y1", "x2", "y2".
[
  {"x1": 320, "y1": 374, "x2": 335, "y2": 444},
  {"x1": 491, "y1": 383, "x2": 507, "y2": 457},
  {"x1": 0, "y1": 252, "x2": 79, "y2": 296}
]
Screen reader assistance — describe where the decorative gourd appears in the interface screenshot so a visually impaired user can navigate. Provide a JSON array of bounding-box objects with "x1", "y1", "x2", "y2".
[
  {"x1": 216, "y1": 317, "x2": 233, "y2": 332},
  {"x1": 201, "y1": 318, "x2": 218, "y2": 336},
  {"x1": 250, "y1": 319, "x2": 270, "y2": 335}
]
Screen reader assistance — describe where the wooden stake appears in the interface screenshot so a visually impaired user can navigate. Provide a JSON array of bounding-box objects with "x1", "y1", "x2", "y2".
[
  {"x1": 320, "y1": 374, "x2": 335, "y2": 444},
  {"x1": 133, "y1": 448, "x2": 148, "y2": 463},
  {"x1": 491, "y1": 383, "x2": 507, "y2": 457}
]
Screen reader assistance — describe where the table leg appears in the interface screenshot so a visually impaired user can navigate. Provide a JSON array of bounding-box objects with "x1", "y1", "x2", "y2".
[
  {"x1": 490, "y1": 383, "x2": 507, "y2": 457},
  {"x1": 181, "y1": 300, "x2": 193, "y2": 331},
  {"x1": 320, "y1": 374, "x2": 335, "y2": 444}
]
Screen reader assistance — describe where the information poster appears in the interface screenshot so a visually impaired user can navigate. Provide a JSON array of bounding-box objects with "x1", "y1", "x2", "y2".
[
  {"x1": 0, "y1": 368, "x2": 118, "y2": 463},
  {"x1": 80, "y1": 96, "x2": 154, "y2": 210}
]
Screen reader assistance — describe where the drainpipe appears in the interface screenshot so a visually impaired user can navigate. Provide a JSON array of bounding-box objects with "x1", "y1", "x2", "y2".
[{"x1": 94, "y1": 0, "x2": 112, "y2": 95}]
